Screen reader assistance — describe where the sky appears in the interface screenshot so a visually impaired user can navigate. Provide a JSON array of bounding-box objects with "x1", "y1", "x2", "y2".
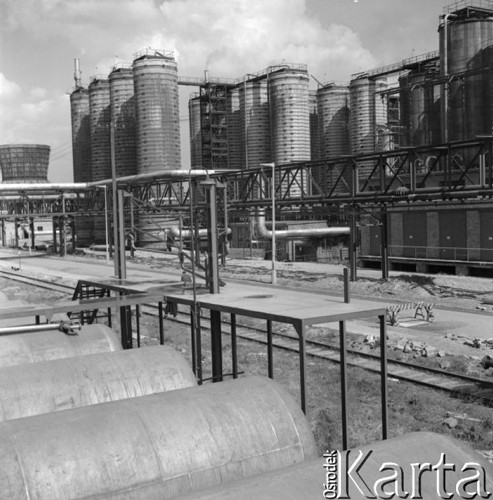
[{"x1": 0, "y1": 0, "x2": 453, "y2": 182}]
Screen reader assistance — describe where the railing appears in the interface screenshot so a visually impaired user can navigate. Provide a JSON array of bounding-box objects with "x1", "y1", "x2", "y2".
[
  {"x1": 443, "y1": 0, "x2": 493, "y2": 14},
  {"x1": 387, "y1": 245, "x2": 492, "y2": 263}
]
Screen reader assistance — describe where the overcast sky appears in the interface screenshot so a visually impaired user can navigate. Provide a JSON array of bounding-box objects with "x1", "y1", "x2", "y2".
[{"x1": 0, "y1": 0, "x2": 452, "y2": 182}]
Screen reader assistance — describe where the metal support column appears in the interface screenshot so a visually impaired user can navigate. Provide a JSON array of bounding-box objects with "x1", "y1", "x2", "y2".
[
  {"x1": 29, "y1": 218, "x2": 35, "y2": 249},
  {"x1": 117, "y1": 189, "x2": 126, "y2": 280},
  {"x1": 349, "y1": 208, "x2": 357, "y2": 282},
  {"x1": 0, "y1": 219, "x2": 5, "y2": 247},
  {"x1": 14, "y1": 218, "x2": 19, "y2": 249},
  {"x1": 380, "y1": 206, "x2": 389, "y2": 280},
  {"x1": 158, "y1": 301, "x2": 164, "y2": 345},
  {"x1": 339, "y1": 320, "x2": 348, "y2": 450},
  {"x1": 231, "y1": 313, "x2": 238, "y2": 379},
  {"x1": 52, "y1": 218, "x2": 57, "y2": 254},
  {"x1": 295, "y1": 323, "x2": 307, "y2": 414},
  {"x1": 120, "y1": 305, "x2": 132, "y2": 349},
  {"x1": 266, "y1": 319, "x2": 274, "y2": 379},
  {"x1": 203, "y1": 179, "x2": 220, "y2": 294},
  {"x1": 210, "y1": 309, "x2": 223, "y2": 382},
  {"x1": 70, "y1": 217, "x2": 76, "y2": 253},
  {"x1": 59, "y1": 217, "x2": 65, "y2": 257},
  {"x1": 379, "y1": 314, "x2": 388, "y2": 440}
]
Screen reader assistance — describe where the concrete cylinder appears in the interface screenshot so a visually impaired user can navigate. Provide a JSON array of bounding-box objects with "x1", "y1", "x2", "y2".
[
  {"x1": 175, "y1": 432, "x2": 493, "y2": 499},
  {"x1": 0, "y1": 345, "x2": 196, "y2": 421},
  {"x1": 0, "y1": 376, "x2": 317, "y2": 499},
  {"x1": 0, "y1": 324, "x2": 122, "y2": 368}
]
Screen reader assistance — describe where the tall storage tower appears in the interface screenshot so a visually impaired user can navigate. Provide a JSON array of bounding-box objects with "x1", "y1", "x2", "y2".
[
  {"x1": 268, "y1": 67, "x2": 310, "y2": 197},
  {"x1": 132, "y1": 49, "x2": 181, "y2": 173},
  {"x1": 89, "y1": 76, "x2": 111, "y2": 244},
  {"x1": 240, "y1": 80, "x2": 271, "y2": 169},
  {"x1": 109, "y1": 65, "x2": 137, "y2": 178},
  {"x1": 439, "y1": 3, "x2": 493, "y2": 142},
  {"x1": 349, "y1": 76, "x2": 388, "y2": 156}
]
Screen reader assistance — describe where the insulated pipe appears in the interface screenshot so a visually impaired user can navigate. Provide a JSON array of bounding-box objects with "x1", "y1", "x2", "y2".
[
  {"x1": 255, "y1": 209, "x2": 350, "y2": 239},
  {"x1": 0, "y1": 376, "x2": 317, "y2": 500},
  {"x1": 167, "y1": 225, "x2": 232, "y2": 239},
  {"x1": 0, "y1": 321, "x2": 80, "y2": 336},
  {"x1": 0, "y1": 345, "x2": 196, "y2": 421},
  {"x1": 175, "y1": 432, "x2": 493, "y2": 500},
  {"x1": 0, "y1": 323, "x2": 122, "y2": 368}
]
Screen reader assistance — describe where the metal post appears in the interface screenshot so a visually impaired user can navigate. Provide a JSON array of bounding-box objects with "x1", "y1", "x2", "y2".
[
  {"x1": 296, "y1": 323, "x2": 307, "y2": 414},
  {"x1": 204, "y1": 180, "x2": 220, "y2": 294},
  {"x1": 231, "y1": 313, "x2": 238, "y2": 379},
  {"x1": 29, "y1": 218, "x2": 35, "y2": 250},
  {"x1": 129, "y1": 192, "x2": 135, "y2": 258},
  {"x1": 117, "y1": 189, "x2": 126, "y2": 280},
  {"x1": 0, "y1": 219, "x2": 5, "y2": 247},
  {"x1": 110, "y1": 122, "x2": 120, "y2": 278},
  {"x1": 271, "y1": 163, "x2": 277, "y2": 284},
  {"x1": 267, "y1": 319, "x2": 274, "y2": 379},
  {"x1": 381, "y1": 206, "x2": 389, "y2": 280},
  {"x1": 222, "y1": 185, "x2": 228, "y2": 266},
  {"x1": 190, "y1": 306, "x2": 197, "y2": 376},
  {"x1": 379, "y1": 314, "x2": 388, "y2": 440},
  {"x1": 196, "y1": 308, "x2": 203, "y2": 384},
  {"x1": 70, "y1": 217, "x2": 76, "y2": 253},
  {"x1": 62, "y1": 194, "x2": 67, "y2": 257},
  {"x1": 136, "y1": 305, "x2": 141, "y2": 348},
  {"x1": 158, "y1": 301, "x2": 164, "y2": 345},
  {"x1": 349, "y1": 208, "x2": 357, "y2": 282},
  {"x1": 59, "y1": 217, "x2": 65, "y2": 257},
  {"x1": 120, "y1": 306, "x2": 132, "y2": 349},
  {"x1": 339, "y1": 320, "x2": 348, "y2": 450},
  {"x1": 102, "y1": 185, "x2": 110, "y2": 264},
  {"x1": 210, "y1": 309, "x2": 223, "y2": 382},
  {"x1": 52, "y1": 217, "x2": 57, "y2": 254},
  {"x1": 14, "y1": 218, "x2": 19, "y2": 249},
  {"x1": 343, "y1": 267, "x2": 350, "y2": 303}
]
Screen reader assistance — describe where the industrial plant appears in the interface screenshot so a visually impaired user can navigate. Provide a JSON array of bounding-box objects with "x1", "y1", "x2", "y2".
[{"x1": 0, "y1": 1, "x2": 493, "y2": 498}]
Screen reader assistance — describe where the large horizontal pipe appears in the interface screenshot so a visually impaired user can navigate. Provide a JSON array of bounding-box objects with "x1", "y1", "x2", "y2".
[
  {"x1": 0, "y1": 345, "x2": 196, "y2": 421},
  {"x1": 0, "y1": 321, "x2": 80, "y2": 336},
  {"x1": 0, "y1": 323, "x2": 122, "y2": 368},
  {"x1": 0, "y1": 376, "x2": 317, "y2": 499},
  {"x1": 167, "y1": 225, "x2": 232, "y2": 239},
  {"x1": 176, "y1": 432, "x2": 493, "y2": 500},
  {"x1": 256, "y1": 209, "x2": 350, "y2": 240}
]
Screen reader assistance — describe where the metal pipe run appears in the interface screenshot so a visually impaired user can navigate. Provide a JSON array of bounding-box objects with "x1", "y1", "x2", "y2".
[
  {"x1": 255, "y1": 209, "x2": 350, "y2": 239},
  {"x1": 0, "y1": 321, "x2": 81, "y2": 337}
]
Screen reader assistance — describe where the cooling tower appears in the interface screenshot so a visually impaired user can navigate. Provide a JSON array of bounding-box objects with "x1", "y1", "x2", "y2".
[
  {"x1": 349, "y1": 76, "x2": 388, "y2": 155},
  {"x1": 89, "y1": 77, "x2": 111, "y2": 244},
  {"x1": 109, "y1": 65, "x2": 137, "y2": 178},
  {"x1": 439, "y1": 6, "x2": 493, "y2": 141},
  {"x1": 239, "y1": 79, "x2": 271, "y2": 169},
  {"x1": 132, "y1": 48, "x2": 181, "y2": 173},
  {"x1": 188, "y1": 93, "x2": 202, "y2": 168},
  {"x1": 399, "y1": 70, "x2": 441, "y2": 147},
  {"x1": 0, "y1": 144, "x2": 50, "y2": 183}
]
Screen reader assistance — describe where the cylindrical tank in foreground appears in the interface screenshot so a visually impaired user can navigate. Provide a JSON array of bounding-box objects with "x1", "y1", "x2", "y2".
[
  {"x1": 0, "y1": 144, "x2": 50, "y2": 183},
  {"x1": 70, "y1": 87, "x2": 94, "y2": 245},
  {"x1": 109, "y1": 64, "x2": 137, "y2": 178},
  {"x1": 133, "y1": 48, "x2": 181, "y2": 173},
  {"x1": 439, "y1": 9, "x2": 493, "y2": 142},
  {"x1": 0, "y1": 376, "x2": 317, "y2": 499},
  {"x1": 0, "y1": 345, "x2": 196, "y2": 421},
  {"x1": 0, "y1": 323, "x2": 121, "y2": 368},
  {"x1": 189, "y1": 93, "x2": 202, "y2": 168},
  {"x1": 175, "y1": 432, "x2": 493, "y2": 499},
  {"x1": 89, "y1": 76, "x2": 111, "y2": 244}
]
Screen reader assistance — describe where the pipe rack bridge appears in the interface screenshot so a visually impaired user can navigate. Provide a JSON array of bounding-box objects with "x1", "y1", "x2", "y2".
[{"x1": 1, "y1": 137, "x2": 493, "y2": 217}]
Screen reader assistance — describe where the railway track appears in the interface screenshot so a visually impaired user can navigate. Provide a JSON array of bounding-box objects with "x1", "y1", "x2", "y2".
[{"x1": 2, "y1": 269, "x2": 493, "y2": 404}]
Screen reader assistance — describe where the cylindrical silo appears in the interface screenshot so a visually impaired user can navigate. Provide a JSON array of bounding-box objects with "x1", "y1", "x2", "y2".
[
  {"x1": 0, "y1": 376, "x2": 318, "y2": 499},
  {"x1": 399, "y1": 70, "x2": 441, "y2": 147},
  {"x1": 240, "y1": 79, "x2": 271, "y2": 169},
  {"x1": 0, "y1": 324, "x2": 122, "y2": 368},
  {"x1": 227, "y1": 86, "x2": 242, "y2": 170},
  {"x1": 349, "y1": 76, "x2": 388, "y2": 156},
  {"x1": 309, "y1": 89, "x2": 320, "y2": 162},
  {"x1": 132, "y1": 48, "x2": 181, "y2": 173},
  {"x1": 0, "y1": 345, "x2": 196, "y2": 421},
  {"x1": 268, "y1": 68, "x2": 311, "y2": 198},
  {"x1": 109, "y1": 64, "x2": 137, "y2": 178},
  {"x1": 189, "y1": 93, "x2": 202, "y2": 168},
  {"x1": 89, "y1": 76, "x2": 111, "y2": 244},
  {"x1": 70, "y1": 87, "x2": 93, "y2": 245},
  {"x1": 439, "y1": 8, "x2": 493, "y2": 142},
  {"x1": 0, "y1": 144, "x2": 50, "y2": 183}
]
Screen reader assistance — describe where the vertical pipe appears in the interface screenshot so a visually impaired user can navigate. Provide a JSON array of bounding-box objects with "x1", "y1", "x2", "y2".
[
  {"x1": 117, "y1": 189, "x2": 126, "y2": 280},
  {"x1": 1, "y1": 219, "x2": 5, "y2": 247},
  {"x1": 222, "y1": 185, "x2": 228, "y2": 266},
  {"x1": 190, "y1": 306, "x2": 197, "y2": 376},
  {"x1": 271, "y1": 162, "x2": 277, "y2": 284},
  {"x1": 266, "y1": 319, "x2": 274, "y2": 379},
  {"x1": 103, "y1": 186, "x2": 110, "y2": 264},
  {"x1": 29, "y1": 218, "x2": 35, "y2": 249},
  {"x1": 381, "y1": 206, "x2": 389, "y2": 280},
  {"x1": 349, "y1": 208, "x2": 357, "y2": 281},
  {"x1": 107, "y1": 289, "x2": 112, "y2": 329},
  {"x1": 52, "y1": 217, "x2": 58, "y2": 254},
  {"x1": 210, "y1": 309, "x2": 223, "y2": 382},
  {"x1": 129, "y1": 193, "x2": 135, "y2": 259},
  {"x1": 158, "y1": 301, "x2": 164, "y2": 345},
  {"x1": 205, "y1": 181, "x2": 219, "y2": 294},
  {"x1": 14, "y1": 218, "x2": 19, "y2": 249},
  {"x1": 196, "y1": 308, "x2": 203, "y2": 385},
  {"x1": 231, "y1": 313, "x2": 238, "y2": 379},
  {"x1": 62, "y1": 195, "x2": 67, "y2": 256},
  {"x1": 70, "y1": 217, "x2": 76, "y2": 253},
  {"x1": 59, "y1": 217, "x2": 65, "y2": 257},
  {"x1": 339, "y1": 320, "x2": 348, "y2": 450},
  {"x1": 379, "y1": 313, "x2": 388, "y2": 440}
]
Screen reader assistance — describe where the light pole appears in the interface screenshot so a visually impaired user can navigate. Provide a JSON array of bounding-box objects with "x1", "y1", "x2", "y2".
[
  {"x1": 97, "y1": 185, "x2": 110, "y2": 265},
  {"x1": 261, "y1": 162, "x2": 277, "y2": 284}
]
